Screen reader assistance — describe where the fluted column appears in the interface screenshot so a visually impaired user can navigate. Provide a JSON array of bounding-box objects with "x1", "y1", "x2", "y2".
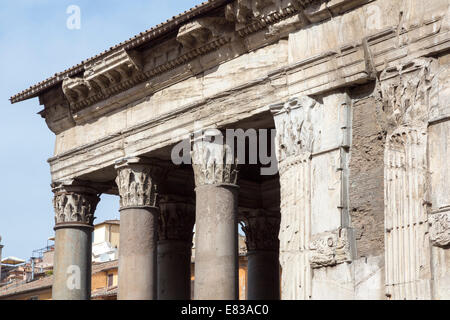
[
  {"x1": 241, "y1": 209, "x2": 280, "y2": 300},
  {"x1": 157, "y1": 195, "x2": 195, "y2": 300},
  {"x1": 52, "y1": 181, "x2": 100, "y2": 300},
  {"x1": 115, "y1": 157, "x2": 167, "y2": 300},
  {"x1": 191, "y1": 129, "x2": 239, "y2": 300},
  {"x1": 270, "y1": 96, "x2": 316, "y2": 300}
]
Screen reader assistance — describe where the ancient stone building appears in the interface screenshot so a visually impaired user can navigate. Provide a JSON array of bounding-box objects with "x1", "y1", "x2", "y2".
[{"x1": 10, "y1": 0, "x2": 450, "y2": 300}]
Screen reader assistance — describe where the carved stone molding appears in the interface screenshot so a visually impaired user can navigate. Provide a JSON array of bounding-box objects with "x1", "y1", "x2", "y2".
[
  {"x1": 62, "y1": 49, "x2": 145, "y2": 114},
  {"x1": 270, "y1": 96, "x2": 318, "y2": 164},
  {"x1": 309, "y1": 228, "x2": 353, "y2": 269},
  {"x1": 191, "y1": 129, "x2": 239, "y2": 187},
  {"x1": 52, "y1": 181, "x2": 100, "y2": 227},
  {"x1": 115, "y1": 157, "x2": 168, "y2": 209},
  {"x1": 240, "y1": 209, "x2": 280, "y2": 251},
  {"x1": 38, "y1": 88, "x2": 74, "y2": 135},
  {"x1": 158, "y1": 195, "x2": 195, "y2": 243},
  {"x1": 225, "y1": 0, "x2": 306, "y2": 28},
  {"x1": 177, "y1": 17, "x2": 233, "y2": 49},
  {"x1": 430, "y1": 209, "x2": 450, "y2": 248}
]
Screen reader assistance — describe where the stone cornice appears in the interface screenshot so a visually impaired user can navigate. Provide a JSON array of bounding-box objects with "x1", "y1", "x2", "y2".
[
  {"x1": 10, "y1": 0, "x2": 232, "y2": 104},
  {"x1": 17, "y1": 0, "x2": 381, "y2": 133},
  {"x1": 55, "y1": 1, "x2": 306, "y2": 117},
  {"x1": 46, "y1": 16, "x2": 450, "y2": 182}
]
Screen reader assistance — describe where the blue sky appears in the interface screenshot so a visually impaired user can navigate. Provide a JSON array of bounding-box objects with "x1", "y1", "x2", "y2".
[{"x1": 0, "y1": 0, "x2": 204, "y2": 260}]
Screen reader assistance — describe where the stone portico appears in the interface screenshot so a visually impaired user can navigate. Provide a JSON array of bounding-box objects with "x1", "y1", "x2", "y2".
[{"x1": 10, "y1": 0, "x2": 450, "y2": 300}]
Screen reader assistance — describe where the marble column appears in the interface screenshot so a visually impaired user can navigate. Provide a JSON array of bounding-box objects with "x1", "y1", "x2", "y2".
[
  {"x1": 52, "y1": 182, "x2": 100, "y2": 300},
  {"x1": 157, "y1": 195, "x2": 195, "y2": 300},
  {"x1": 270, "y1": 96, "x2": 316, "y2": 300},
  {"x1": 115, "y1": 157, "x2": 167, "y2": 300},
  {"x1": 241, "y1": 210, "x2": 280, "y2": 300},
  {"x1": 191, "y1": 129, "x2": 239, "y2": 300}
]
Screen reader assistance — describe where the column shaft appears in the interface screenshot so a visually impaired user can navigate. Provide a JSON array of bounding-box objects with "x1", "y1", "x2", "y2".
[
  {"x1": 157, "y1": 195, "x2": 195, "y2": 300},
  {"x1": 194, "y1": 184, "x2": 239, "y2": 300},
  {"x1": 53, "y1": 227, "x2": 92, "y2": 300},
  {"x1": 115, "y1": 157, "x2": 167, "y2": 300},
  {"x1": 241, "y1": 209, "x2": 281, "y2": 300},
  {"x1": 247, "y1": 251, "x2": 280, "y2": 300},
  {"x1": 118, "y1": 207, "x2": 158, "y2": 300},
  {"x1": 51, "y1": 183, "x2": 100, "y2": 300},
  {"x1": 157, "y1": 241, "x2": 192, "y2": 300}
]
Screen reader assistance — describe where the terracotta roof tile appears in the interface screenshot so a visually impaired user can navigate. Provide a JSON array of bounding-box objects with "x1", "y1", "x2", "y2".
[
  {"x1": 0, "y1": 275, "x2": 53, "y2": 298},
  {"x1": 0, "y1": 260, "x2": 119, "y2": 298}
]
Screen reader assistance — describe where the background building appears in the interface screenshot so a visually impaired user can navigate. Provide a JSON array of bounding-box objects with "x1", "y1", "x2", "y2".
[{"x1": 92, "y1": 220, "x2": 120, "y2": 263}]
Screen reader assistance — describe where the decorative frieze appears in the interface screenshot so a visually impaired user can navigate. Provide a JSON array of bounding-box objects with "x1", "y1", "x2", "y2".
[
  {"x1": 115, "y1": 157, "x2": 168, "y2": 209},
  {"x1": 158, "y1": 195, "x2": 196, "y2": 243},
  {"x1": 191, "y1": 130, "x2": 239, "y2": 187},
  {"x1": 240, "y1": 209, "x2": 280, "y2": 251},
  {"x1": 52, "y1": 182, "x2": 100, "y2": 227},
  {"x1": 429, "y1": 209, "x2": 450, "y2": 248},
  {"x1": 309, "y1": 228, "x2": 353, "y2": 269}
]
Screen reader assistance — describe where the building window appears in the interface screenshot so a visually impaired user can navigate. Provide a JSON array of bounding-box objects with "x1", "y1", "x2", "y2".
[{"x1": 107, "y1": 274, "x2": 114, "y2": 288}]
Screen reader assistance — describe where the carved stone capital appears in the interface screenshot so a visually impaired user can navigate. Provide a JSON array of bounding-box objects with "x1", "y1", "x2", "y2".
[
  {"x1": 379, "y1": 58, "x2": 438, "y2": 130},
  {"x1": 115, "y1": 157, "x2": 168, "y2": 210},
  {"x1": 240, "y1": 209, "x2": 280, "y2": 252},
  {"x1": 191, "y1": 129, "x2": 239, "y2": 187},
  {"x1": 430, "y1": 209, "x2": 450, "y2": 248},
  {"x1": 52, "y1": 181, "x2": 100, "y2": 228},
  {"x1": 309, "y1": 228, "x2": 353, "y2": 269},
  {"x1": 158, "y1": 195, "x2": 195, "y2": 243},
  {"x1": 270, "y1": 96, "x2": 318, "y2": 164}
]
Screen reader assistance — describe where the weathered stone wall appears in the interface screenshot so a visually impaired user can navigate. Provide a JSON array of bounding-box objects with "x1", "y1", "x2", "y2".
[{"x1": 348, "y1": 84, "x2": 386, "y2": 259}]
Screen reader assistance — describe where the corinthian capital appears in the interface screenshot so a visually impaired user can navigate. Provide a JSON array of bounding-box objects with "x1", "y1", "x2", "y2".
[
  {"x1": 270, "y1": 96, "x2": 318, "y2": 163},
  {"x1": 158, "y1": 194, "x2": 195, "y2": 243},
  {"x1": 115, "y1": 157, "x2": 168, "y2": 209},
  {"x1": 240, "y1": 209, "x2": 280, "y2": 252},
  {"x1": 52, "y1": 181, "x2": 100, "y2": 228},
  {"x1": 191, "y1": 129, "x2": 239, "y2": 187},
  {"x1": 379, "y1": 58, "x2": 437, "y2": 129}
]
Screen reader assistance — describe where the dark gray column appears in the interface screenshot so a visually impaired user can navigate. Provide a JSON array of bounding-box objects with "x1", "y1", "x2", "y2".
[
  {"x1": 157, "y1": 195, "x2": 195, "y2": 300},
  {"x1": 52, "y1": 182, "x2": 100, "y2": 300},
  {"x1": 191, "y1": 129, "x2": 239, "y2": 300},
  {"x1": 241, "y1": 210, "x2": 281, "y2": 300},
  {"x1": 115, "y1": 157, "x2": 167, "y2": 300}
]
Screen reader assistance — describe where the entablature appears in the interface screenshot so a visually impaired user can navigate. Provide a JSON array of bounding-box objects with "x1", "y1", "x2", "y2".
[{"x1": 36, "y1": 0, "x2": 377, "y2": 134}]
